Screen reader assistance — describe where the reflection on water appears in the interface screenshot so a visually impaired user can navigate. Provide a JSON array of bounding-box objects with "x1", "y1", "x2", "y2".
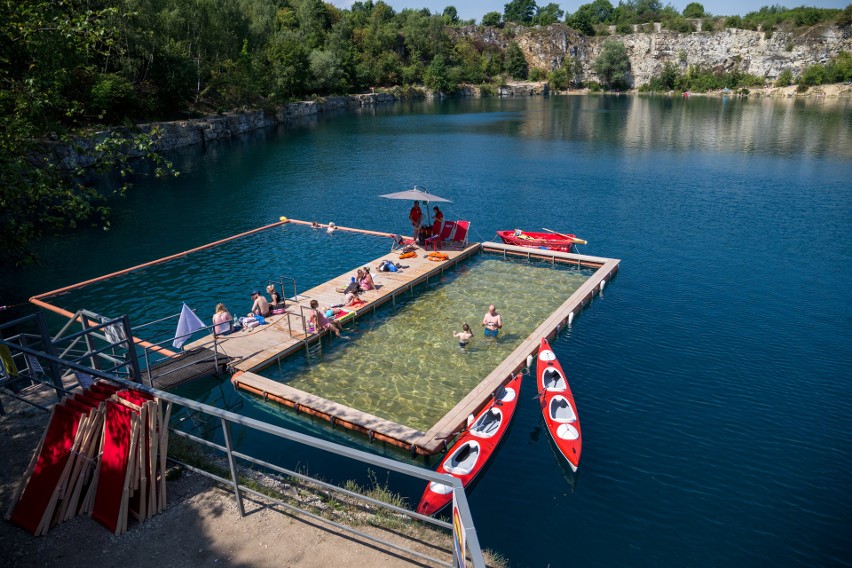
[
  {"x1": 439, "y1": 95, "x2": 852, "y2": 160},
  {"x1": 262, "y1": 256, "x2": 590, "y2": 431}
]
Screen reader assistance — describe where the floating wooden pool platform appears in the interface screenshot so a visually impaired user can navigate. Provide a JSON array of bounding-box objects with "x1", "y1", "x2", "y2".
[
  {"x1": 187, "y1": 230, "x2": 620, "y2": 456},
  {"x1": 29, "y1": 216, "x2": 619, "y2": 457}
]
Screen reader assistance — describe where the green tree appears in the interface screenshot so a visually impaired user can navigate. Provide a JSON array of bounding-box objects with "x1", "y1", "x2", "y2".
[
  {"x1": 567, "y1": 0, "x2": 614, "y2": 35},
  {"x1": 594, "y1": 39, "x2": 630, "y2": 88},
  {"x1": 424, "y1": 54, "x2": 452, "y2": 92},
  {"x1": 547, "y1": 57, "x2": 573, "y2": 89},
  {"x1": 588, "y1": 0, "x2": 615, "y2": 23},
  {"x1": 482, "y1": 11, "x2": 502, "y2": 26},
  {"x1": 505, "y1": 42, "x2": 529, "y2": 79},
  {"x1": 0, "y1": 0, "x2": 176, "y2": 266},
  {"x1": 504, "y1": 0, "x2": 538, "y2": 24},
  {"x1": 442, "y1": 6, "x2": 459, "y2": 25},
  {"x1": 775, "y1": 69, "x2": 793, "y2": 87},
  {"x1": 266, "y1": 31, "x2": 310, "y2": 98},
  {"x1": 683, "y1": 2, "x2": 705, "y2": 18},
  {"x1": 533, "y1": 3, "x2": 565, "y2": 25}
]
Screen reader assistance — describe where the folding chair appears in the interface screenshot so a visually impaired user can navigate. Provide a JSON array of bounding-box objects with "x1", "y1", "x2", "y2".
[
  {"x1": 389, "y1": 233, "x2": 416, "y2": 252},
  {"x1": 448, "y1": 220, "x2": 470, "y2": 248},
  {"x1": 425, "y1": 221, "x2": 456, "y2": 251}
]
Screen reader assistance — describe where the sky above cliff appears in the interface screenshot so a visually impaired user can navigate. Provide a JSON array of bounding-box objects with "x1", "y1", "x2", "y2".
[{"x1": 331, "y1": 1, "x2": 849, "y2": 22}]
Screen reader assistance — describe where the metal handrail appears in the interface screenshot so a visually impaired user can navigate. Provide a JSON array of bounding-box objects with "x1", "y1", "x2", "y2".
[{"x1": 0, "y1": 337, "x2": 485, "y2": 567}]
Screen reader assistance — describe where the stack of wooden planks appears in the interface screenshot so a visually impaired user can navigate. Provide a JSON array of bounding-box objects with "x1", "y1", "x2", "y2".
[{"x1": 5, "y1": 382, "x2": 172, "y2": 536}]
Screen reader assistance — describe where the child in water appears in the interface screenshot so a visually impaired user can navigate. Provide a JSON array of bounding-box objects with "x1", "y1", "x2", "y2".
[{"x1": 453, "y1": 323, "x2": 472, "y2": 350}]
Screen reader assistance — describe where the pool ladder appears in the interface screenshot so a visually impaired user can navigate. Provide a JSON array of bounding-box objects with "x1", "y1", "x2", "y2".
[{"x1": 305, "y1": 336, "x2": 323, "y2": 364}]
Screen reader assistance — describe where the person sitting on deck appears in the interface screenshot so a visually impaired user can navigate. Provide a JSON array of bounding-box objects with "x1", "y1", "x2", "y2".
[
  {"x1": 343, "y1": 291, "x2": 366, "y2": 308},
  {"x1": 212, "y1": 303, "x2": 234, "y2": 336},
  {"x1": 360, "y1": 266, "x2": 375, "y2": 291},
  {"x1": 250, "y1": 290, "x2": 270, "y2": 317},
  {"x1": 266, "y1": 284, "x2": 284, "y2": 311},
  {"x1": 309, "y1": 299, "x2": 342, "y2": 337}
]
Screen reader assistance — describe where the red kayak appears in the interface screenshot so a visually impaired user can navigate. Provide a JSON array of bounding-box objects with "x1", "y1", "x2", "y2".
[
  {"x1": 537, "y1": 338, "x2": 582, "y2": 471},
  {"x1": 417, "y1": 373, "x2": 523, "y2": 516},
  {"x1": 497, "y1": 229, "x2": 587, "y2": 253}
]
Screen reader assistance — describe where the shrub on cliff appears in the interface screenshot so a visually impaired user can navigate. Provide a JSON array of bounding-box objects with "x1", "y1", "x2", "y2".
[
  {"x1": 775, "y1": 69, "x2": 794, "y2": 87},
  {"x1": 481, "y1": 12, "x2": 502, "y2": 26},
  {"x1": 506, "y1": 42, "x2": 529, "y2": 79},
  {"x1": 594, "y1": 40, "x2": 630, "y2": 89}
]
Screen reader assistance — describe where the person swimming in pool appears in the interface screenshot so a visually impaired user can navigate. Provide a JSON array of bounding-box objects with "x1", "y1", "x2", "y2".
[
  {"x1": 482, "y1": 304, "x2": 502, "y2": 338},
  {"x1": 453, "y1": 323, "x2": 473, "y2": 349}
]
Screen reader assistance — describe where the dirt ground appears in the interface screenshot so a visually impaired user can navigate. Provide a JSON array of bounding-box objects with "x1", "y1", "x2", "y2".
[{"x1": 0, "y1": 393, "x2": 463, "y2": 568}]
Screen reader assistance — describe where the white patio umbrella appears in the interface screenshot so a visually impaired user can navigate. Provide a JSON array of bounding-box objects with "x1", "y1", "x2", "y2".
[{"x1": 379, "y1": 185, "x2": 451, "y2": 226}]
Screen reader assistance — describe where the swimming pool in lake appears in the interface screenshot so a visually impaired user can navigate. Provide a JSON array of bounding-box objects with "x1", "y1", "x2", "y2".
[{"x1": 259, "y1": 254, "x2": 591, "y2": 431}]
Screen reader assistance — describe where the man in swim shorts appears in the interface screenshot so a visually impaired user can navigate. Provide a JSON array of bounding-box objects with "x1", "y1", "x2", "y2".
[
  {"x1": 453, "y1": 323, "x2": 472, "y2": 349},
  {"x1": 482, "y1": 304, "x2": 502, "y2": 337}
]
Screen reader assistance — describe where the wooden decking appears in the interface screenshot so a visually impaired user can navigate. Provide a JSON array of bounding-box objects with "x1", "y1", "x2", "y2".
[
  {"x1": 213, "y1": 239, "x2": 620, "y2": 456},
  {"x1": 185, "y1": 241, "x2": 480, "y2": 373}
]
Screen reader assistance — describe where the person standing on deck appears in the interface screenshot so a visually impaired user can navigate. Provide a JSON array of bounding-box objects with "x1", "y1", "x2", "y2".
[
  {"x1": 409, "y1": 201, "x2": 422, "y2": 240},
  {"x1": 432, "y1": 206, "x2": 444, "y2": 235},
  {"x1": 482, "y1": 305, "x2": 502, "y2": 338}
]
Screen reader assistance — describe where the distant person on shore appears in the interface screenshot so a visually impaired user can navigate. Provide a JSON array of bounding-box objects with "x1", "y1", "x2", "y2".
[
  {"x1": 309, "y1": 299, "x2": 342, "y2": 337},
  {"x1": 453, "y1": 323, "x2": 472, "y2": 349},
  {"x1": 409, "y1": 201, "x2": 422, "y2": 240},
  {"x1": 250, "y1": 290, "x2": 270, "y2": 317},
  {"x1": 482, "y1": 304, "x2": 502, "y2": 338},
  {"x1": 212, "y1": 303, "x2": 234, "y2": 336},
  {"x1": 432, "y1": 206, "x2": 444, "y2": 234}
]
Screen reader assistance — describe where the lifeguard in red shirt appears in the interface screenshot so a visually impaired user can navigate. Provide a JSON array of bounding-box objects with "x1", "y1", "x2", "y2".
[
  {"x1": 409, "y1": 201, "x2": 422, "y2": 239},
  {"x1": 432, "y1": 205, "x2": 444, "y2": 235}
]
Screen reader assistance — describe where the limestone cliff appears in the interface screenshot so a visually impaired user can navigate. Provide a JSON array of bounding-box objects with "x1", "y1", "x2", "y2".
[{"x1": 451, "y1": 22, "x2": 852, "y2": 86}]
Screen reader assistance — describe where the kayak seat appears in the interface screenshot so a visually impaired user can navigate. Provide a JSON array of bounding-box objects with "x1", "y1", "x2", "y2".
[
  {"x1": 543, "y1": 368, "x2": 566, "y2": 390},
  {"x1": 550, "y1": 396, "x2": 577, "y2": 423},
  {"x1": 446, "y1": 442, "x2": 479, "y2": 475},
  {"x1": 471, "y1": 408, "x2": 502, "y2": 438}
]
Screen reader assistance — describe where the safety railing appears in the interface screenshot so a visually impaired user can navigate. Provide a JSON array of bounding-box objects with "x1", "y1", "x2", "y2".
[{"x1": 0, "y1": 332, "x2": 486, "y2": 567}]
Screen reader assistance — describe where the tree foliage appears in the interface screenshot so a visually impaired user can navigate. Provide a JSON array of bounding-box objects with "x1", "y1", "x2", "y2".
[
  {"x1": 506, "y1": 42, "x2": 529, "y2": 79},
  {"x1": 683, "y1": 3, "x2": 705, "y2": 18},
  {"x1": 533, "y1": 3, "x2": 565, "y2": 26},
  {"x1": 504, "y1": 0, "x2": 538, "y2": 24},
  {"x1": 481, "y1": 11, "x2": 502, "y2": 26},
  {"x1": 593, "y1": 40, "x2": 630, "y2": 88},
  {"x1": 2, "y1": 0, "x2": 847, "y2": 264}
]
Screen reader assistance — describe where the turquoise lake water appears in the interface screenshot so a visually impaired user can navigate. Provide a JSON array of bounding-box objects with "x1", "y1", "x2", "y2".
[{"x1": 3, "y1": 94, "x2": 851, "y2": 567}]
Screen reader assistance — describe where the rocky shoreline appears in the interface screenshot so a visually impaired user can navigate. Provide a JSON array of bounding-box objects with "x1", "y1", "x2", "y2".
[{"x1": 49, "y1": 81, "x2": 850, "y2": 171}]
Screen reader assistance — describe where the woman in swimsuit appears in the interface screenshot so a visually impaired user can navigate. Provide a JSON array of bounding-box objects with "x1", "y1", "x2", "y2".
[
  {"x1": 309, "y1": 299, "x2": 341, "y2": 337},
  {"x1": 360, "y1": 266, "x2": 375, "y2": 291}
]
